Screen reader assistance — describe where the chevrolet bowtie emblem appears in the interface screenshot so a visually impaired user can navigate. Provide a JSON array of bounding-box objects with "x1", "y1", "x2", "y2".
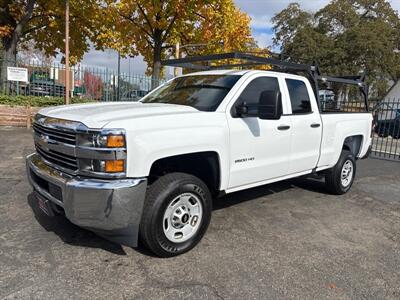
[{"x1": 40, "y1": 134, "x2": 50, "y2": 143}]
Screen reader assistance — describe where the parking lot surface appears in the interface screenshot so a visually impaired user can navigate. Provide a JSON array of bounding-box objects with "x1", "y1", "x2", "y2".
[{"x1": 1, "y1": 127, "x2": 400, "y2": 299}]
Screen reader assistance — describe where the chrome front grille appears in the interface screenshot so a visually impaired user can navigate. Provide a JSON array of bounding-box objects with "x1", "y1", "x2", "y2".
[
  {"x1": 33, "y1": 122, "x2": 76, "y2": 145},
  {"x1": 35, "y1": 142, "x2": 78, "y2": 171},
  {"x1": 32, "y1": 114, "x2": 127, "y2": 178},
  {"x1": 33, "y1": 116, "x2": 81, "y2": 173}
]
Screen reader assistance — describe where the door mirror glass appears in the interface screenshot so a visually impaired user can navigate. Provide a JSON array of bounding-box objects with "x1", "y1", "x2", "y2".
[{"x1": 258, "y1": 90, "x2": 282, "y2": 120}]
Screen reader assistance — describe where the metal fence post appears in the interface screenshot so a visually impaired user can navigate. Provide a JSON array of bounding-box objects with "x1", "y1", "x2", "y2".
[
  {"x1": 113, "y1": 73, "x2": 116, "y2": 102},
  {"x1": 117, "y1": 52, "x2": 121, "y2": 101},
  {"x1": 53, "y1": 65, "x2": 56, "y2": 97}
]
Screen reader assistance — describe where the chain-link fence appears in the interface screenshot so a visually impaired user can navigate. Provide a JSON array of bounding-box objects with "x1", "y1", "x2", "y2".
[{"x1": 0, "y1": 59, "x2": 164, "y2": 102}]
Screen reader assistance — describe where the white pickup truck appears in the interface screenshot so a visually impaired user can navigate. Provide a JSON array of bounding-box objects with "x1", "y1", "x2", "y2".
[{"x1": 26, "y1": 55, "x2": 373, "y2": 257}]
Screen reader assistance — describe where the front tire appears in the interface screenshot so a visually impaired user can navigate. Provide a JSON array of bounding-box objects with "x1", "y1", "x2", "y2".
[
  {"x1": 325, "y1": 150, "x2": 356, "y2": 195},
  {"x1": 139, "y1": 173, "x2": 212, "y2": 257}
]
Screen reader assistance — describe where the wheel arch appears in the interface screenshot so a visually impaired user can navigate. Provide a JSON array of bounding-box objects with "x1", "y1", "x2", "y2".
[
  {"x1": 148, "y1": 151, "x2": 222, "y2": 195},
  {"x1": 342, "y1": 135, "x2": 364, "y2": 157}
]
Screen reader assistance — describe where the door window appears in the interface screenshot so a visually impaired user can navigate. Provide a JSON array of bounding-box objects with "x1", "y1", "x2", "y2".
[
  {"x1": 286, "y1": 79, "x2": 312, "y2": 114},
  {"x1": 233, "y1": 77, "x2": 280, "y2": 117}
]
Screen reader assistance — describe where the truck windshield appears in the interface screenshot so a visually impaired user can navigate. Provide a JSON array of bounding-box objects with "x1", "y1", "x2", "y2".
[{"x1": 141, "y1": 75, "x2": 241, "y2": 111}]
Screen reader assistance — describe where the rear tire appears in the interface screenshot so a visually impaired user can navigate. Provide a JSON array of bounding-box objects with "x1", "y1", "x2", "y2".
[
  {"x1": 139, "y1": 173, "x2": 212, "y2": 257},
  {"x1": 325, "y1": 150, "x2": 356, "y2": 195}
]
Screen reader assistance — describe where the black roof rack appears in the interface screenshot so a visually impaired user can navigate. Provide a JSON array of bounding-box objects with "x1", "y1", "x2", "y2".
[
  {"x1": 161, "y1": 52, "x2": 369, "y2": 110},
  {"x1": 162, "y1": 52, "x2": 315, "y2": 72}
]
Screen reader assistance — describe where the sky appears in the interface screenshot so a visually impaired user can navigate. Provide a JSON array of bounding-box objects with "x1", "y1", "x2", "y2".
[{"x1": 77, "y1": 0, "x2": 400, "y2": 75}]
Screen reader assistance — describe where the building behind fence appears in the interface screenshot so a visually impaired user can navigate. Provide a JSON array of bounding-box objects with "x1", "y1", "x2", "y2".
[{"x1": 0, "y1": 59, "x2": 164, "y2": 101}]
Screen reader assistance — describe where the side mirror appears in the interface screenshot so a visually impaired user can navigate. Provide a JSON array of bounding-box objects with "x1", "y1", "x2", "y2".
[
  {"x1": 235, "y1": 102, "x2": 249, "y2": 117},
  {"x1": 258, "y1": 90, "x2": 282, "y2": 120}
]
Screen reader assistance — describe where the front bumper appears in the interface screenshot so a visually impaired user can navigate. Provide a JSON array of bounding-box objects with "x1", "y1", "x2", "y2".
[{"x1": 26, "y1": 153, "x2": 147, "y2": 247}]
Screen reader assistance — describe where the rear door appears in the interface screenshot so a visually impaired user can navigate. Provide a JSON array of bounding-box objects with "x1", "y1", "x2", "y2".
[
  {"x1": 227, "y1": 75, "x2": 292, "y2": 189},
  {"x1": 285, "y1": 78, "x2": 322, "y2": 174}
]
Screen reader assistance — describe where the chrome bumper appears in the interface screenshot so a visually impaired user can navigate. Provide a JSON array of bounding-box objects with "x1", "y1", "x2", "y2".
[{"x1": 26, "y1": 153, "x2": 147, "y2": 247}]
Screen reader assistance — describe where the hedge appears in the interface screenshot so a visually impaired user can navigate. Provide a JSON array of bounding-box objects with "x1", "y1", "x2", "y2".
[{"x1": 0, "y1": 94, "x2": 95, "y2": 107}]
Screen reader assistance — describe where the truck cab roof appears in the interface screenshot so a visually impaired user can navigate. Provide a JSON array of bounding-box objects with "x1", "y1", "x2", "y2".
[{"x1": 183, "y1": 69, "x2": 308, "y2": 81}]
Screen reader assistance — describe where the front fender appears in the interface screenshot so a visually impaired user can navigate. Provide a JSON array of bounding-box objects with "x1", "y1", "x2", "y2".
[{"x1": 126, "y1": 127, "x2": 230, "y2": 191}]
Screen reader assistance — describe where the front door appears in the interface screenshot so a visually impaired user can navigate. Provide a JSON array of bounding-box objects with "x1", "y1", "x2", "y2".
[{"x1": 227, "y1": 75, "x2": 292, "y2": 189}]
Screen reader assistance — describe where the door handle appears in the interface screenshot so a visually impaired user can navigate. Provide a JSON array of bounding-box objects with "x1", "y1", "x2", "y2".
[
  {"x1": 277, "y1": 125, "x2": 290, "y2": 131},
  {"x1": 310, "y1": 123, "x2": 321, "y2": 128}
]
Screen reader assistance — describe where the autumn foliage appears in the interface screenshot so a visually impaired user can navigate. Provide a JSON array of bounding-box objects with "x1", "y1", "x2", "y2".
[
  {"x1": 95, "y1": 0, "x2": 260, "y2": 80},
  {"x1": 1, "y1": 0, "x2": 263, "y2": 83}
]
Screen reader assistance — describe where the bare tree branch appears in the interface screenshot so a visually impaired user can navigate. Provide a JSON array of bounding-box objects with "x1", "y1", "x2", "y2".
[
  {"x1": 23, "y1": 24, "x2": 45, "y2": 35},
  {"x1": 118, "y1": 11, "x2": 153, "y2": 42},
  {"x1": 137, "y1": 4, "x2": 154, "y2": 35},
  {"x1": 162, "y1": 13, "x2": 178, "y2": 41},
  {"x1": 194, "y1": 11, "x2": 207, "y2": 20},
  {"x1": 18, "y1": 0, "x2": 36, "y2": 30}
]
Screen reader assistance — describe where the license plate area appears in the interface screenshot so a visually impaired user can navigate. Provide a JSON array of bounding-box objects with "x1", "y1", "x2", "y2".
[
  {"x1": 30, "y1": 169, "x2": 63, "y2": 202},
  {"x1": 36, "y1": 193, "x2": 55, "y2": 217}
]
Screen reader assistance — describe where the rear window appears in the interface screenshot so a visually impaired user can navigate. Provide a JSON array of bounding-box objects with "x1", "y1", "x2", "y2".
[
  {"x1": 286, "y1": 79, "x2": 312, "y2": 114},
  {"x1": 318, "y1": 82, "x2": 368, "y2": 113}
]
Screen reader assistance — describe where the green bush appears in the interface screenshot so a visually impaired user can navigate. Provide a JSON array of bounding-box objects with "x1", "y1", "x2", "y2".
[{"x1": 0, "y1": 94, "x2": 96, "y2": 107}]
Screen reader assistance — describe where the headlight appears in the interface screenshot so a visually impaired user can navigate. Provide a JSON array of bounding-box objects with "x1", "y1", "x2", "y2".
[
  {"x1": 95, "y1": 135, "x2": 108, "y2": 147},
  {"x1": 79, "y1": 158, "x2": 125, "y2": 174},
  {"x1": 93, "y1": 134, "x2": 125, "y2": 148},
  {"x1": 76, "y1": 129, "x2": 127, "y2": 176},
  {"x1": 89, "y1": 159, "x2": 125, "y2": 173},
  {"x1": 105, "y1": 160, "x2": 125, "y2": 172},
  {"x1": 77, "y1": 132, "x2": 126, "y2": 148}
]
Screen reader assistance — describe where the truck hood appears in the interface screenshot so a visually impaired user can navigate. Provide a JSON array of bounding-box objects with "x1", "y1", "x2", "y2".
[{"x1": 38, "y1": 102, "x2": 199, "y2": 128}]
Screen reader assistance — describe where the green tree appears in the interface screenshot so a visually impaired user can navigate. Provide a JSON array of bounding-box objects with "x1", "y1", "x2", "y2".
[{"x1": 272, "y1": 0, "x2": 400, "y2": 98}]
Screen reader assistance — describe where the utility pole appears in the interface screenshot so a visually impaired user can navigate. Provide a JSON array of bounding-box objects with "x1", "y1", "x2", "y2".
[
  {"x1": 165, "y1": 42, "x2": 210, "y2": 78},
  {"x1": 65, "y1": 0, "x2": 70, "y2": 104},
  {"x1": 174, "y1": 42, "x2": 180, "y2": 77}
]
